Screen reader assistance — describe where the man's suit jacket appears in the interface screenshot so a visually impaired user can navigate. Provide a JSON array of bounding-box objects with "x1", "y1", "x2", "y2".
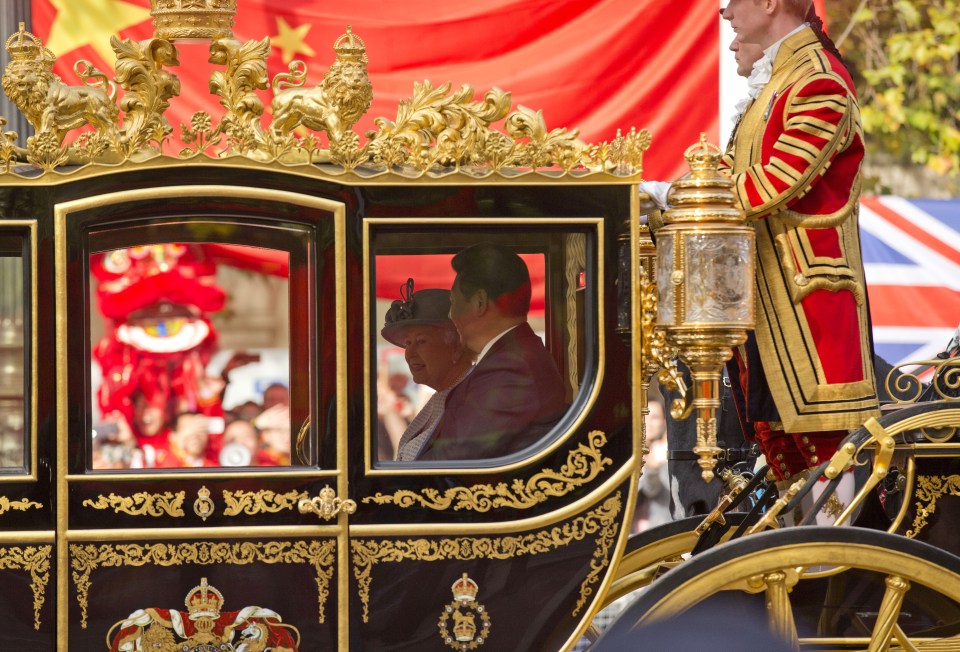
[{"x1": 416, "y1": 322, "x2": 568, "y2": 461}]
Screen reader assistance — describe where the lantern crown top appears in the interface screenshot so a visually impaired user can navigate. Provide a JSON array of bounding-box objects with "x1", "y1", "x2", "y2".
[
  {"x1": 664, "y1": 135, "x2": 741, "y2": 224},
  {"x1": 683, "y1": 132, "x2": 723, "y2": 174}
]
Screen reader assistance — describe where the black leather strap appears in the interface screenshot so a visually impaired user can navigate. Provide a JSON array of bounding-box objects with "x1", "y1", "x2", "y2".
[{"x1": 668, "y1": 444, "x2": 758, "y2": 464}]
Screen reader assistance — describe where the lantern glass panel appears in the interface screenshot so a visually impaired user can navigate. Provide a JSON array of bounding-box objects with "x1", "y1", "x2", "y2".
[
  {"x1": 655, "y1": 232, "x2": 676, "y2": 325},
  {"x1": 685, "y1": 232, "x2": 753, "y2": 324}
]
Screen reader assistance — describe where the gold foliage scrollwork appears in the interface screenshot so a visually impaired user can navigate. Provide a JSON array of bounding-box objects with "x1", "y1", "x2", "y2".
[
  {"x1": 221, "y1": 489, "x2": 309, "y2": 516},
  {"x1": 0, "y1": 545, "x2": 52, "y2": 630},
  {"x1": 69, "y1": 540, "x2": 336, "y2": 629},
  {"x1": 81, "y1": 491, "x2": 185, "y2": 518},
  {"x1": 111, "y1": 36, "x2": 181, "y2": 157},
  {"x1": 0, "y1": 496, "x2": 43, "y2": 515},
  {"x1": 362, "y1": 430, "x2": 612, "y2": 512},
  {"x1": 906, "y1": 475, "x2": 960, "y2": 538},
  {"x1": 207, "y1": 37, "x2": 271, "y2": 157},
  {"x1": 640, "y1": 268, "x2": 690, "y2": 420},
  {"x1": 351, "y1": 493, "x2": 622, "y2": 623},
  {"x1": 368, "y1": 82, "x2": 512, "y2": 170}
]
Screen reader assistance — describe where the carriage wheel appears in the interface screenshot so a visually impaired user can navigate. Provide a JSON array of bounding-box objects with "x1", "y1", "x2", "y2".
[{"x1": 598, "y1": 526, "x2": 960, "y2": 650}]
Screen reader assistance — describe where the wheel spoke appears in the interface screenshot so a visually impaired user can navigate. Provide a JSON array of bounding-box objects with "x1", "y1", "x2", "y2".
[
  {"x1": 764, "y1": 570, "x2": 800, "y2": 652},
  {"x1": 865, "y1": 575, "x2": 910, "y2": 652},
  {"x1": 891, "y1": 623, "x2": 921, "y2": 652}
]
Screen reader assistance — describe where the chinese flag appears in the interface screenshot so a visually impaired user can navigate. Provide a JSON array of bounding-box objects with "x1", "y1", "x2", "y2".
[{"x1": 28, "y1": 0, "x2": 720, "y2": 180}]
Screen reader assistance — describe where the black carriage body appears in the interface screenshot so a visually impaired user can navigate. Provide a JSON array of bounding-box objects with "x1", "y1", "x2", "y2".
[{"x1": 0, "y1": 163, "x2": 643, "y2": 651}]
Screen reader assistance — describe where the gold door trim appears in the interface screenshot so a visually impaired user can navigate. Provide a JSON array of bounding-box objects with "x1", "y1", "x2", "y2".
[
  {"x1": 0, "y1": 544, "x2": 52, "y2": 630},
  {"x1": 906, "y1": 474, "x2": 960, "y2": 538},
  {"x1": 69, "y1": 539, "x2": 336, "y2": 630},
  {"x1": 0, "y1": 495, "x2": 42, "y2": 515},
  {"x1": 81, "y1": 491, "x2": 185, "y2": 517},
  {"x1": 222, "y1": 488, "x2": 310, "y2": 516},
  {"x1": 361, "y1": 430, "x2": 611, "y2": 511},
  {"x1": 351, "y1": 492, "x2": 621, "y2": 623}
]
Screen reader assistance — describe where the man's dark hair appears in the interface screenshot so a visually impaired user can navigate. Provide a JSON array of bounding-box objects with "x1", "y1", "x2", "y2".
[{"x1": 451, "y1": 243, "x2": 531, "y2": 318}]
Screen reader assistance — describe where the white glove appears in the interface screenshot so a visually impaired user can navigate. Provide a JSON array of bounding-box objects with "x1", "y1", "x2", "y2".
[{"x1": 639, "y1": 180, "x2": 673, "y2": 211}]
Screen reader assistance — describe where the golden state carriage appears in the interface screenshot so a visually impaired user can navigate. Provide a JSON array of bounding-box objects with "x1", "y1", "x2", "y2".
[{"x1": 0, "y1": 2, "x2": 957, "y2": 651}]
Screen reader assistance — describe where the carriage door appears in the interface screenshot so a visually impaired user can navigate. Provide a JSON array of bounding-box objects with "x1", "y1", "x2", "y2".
[{"x1": 56, "y1": 186, "x2": 349, "y2": 650}]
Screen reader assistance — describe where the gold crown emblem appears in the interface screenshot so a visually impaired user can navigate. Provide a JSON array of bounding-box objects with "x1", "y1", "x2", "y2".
[
  {"x1": 150, "y1": 0, "x2": 237, "y2": 42},
  {"x1": 450, "y1": 573, "x2": 479, "y2": 602},
  {"x1": 452, "y1": 608, "x2": 477, "y2": 643},
  {"x1": 4, "y1": 22, "x2": 53, "y2": 65},
  {"x1": 683, "y1": 132, "x2": 723, "y2": 173},
  {"x1": 184, "y1": 577, "x2": 224, "y2": 619},
  {"x1": 334, "y1": 25, "x2": 368, "y2": 65}
]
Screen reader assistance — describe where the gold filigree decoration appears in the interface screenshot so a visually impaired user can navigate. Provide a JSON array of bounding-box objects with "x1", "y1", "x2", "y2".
[
  {"x1": 69, "y1": 539, "x2": 336, "y2": 629},
  {"x1": 221, "y1": 489, "x2": 309, "y2": 516},
  {"x1": 0, "y1": 21, "x2": 648, "y2": 179},
  {"x1": 362, "y1": 430, "x2": 612, "y2": 512},
  {"x1": 351, "y1": 493, "x2": 621, "y2": 622},
  {"x1": 0, "y1": 545, "x2": 52, "y2": 630},
  {"x1": 885, "y1": 356, "x2": 960, "y2": 404},
  {"x1": 0, "y1": 496, "x2": 43, "y2": 515},
  {"x1": 906, "y1": 474, "x2": 960, "y2": 538},
  {"x1": 81, "y1": 491, "x2": 185, "y2": 518}
]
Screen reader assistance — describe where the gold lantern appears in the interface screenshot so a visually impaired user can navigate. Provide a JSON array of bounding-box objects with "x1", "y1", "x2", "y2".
[
  {"x1": 656, "y1": 134, "x2": 755, "y2": 482},
  {"x1": 150, "y1": 0, "x2": 237, "y2": 42}
]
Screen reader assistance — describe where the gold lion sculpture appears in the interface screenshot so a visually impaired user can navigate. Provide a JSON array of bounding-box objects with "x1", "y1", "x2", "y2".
[
  {"x1": 2, "y1": 23, "x2": 118, "y2": 144},
  {"x1": 269, "y1": 26, "x2": 372, "y2": 146}
]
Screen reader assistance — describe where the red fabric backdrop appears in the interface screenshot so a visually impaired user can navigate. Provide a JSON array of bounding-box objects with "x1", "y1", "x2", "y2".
[{"x1": 30, "y1": 0, "x2": 721, "y2": 180}]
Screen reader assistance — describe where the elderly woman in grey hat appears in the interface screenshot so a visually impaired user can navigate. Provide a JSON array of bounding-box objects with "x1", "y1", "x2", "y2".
[{"x1": 380, "y1": 278, "x2": 474, "y2": 461}]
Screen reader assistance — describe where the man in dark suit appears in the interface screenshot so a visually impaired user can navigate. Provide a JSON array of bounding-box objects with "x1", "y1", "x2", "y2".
[{"x1": 416, "y1": 243, "x2": 568, "y2": 461}]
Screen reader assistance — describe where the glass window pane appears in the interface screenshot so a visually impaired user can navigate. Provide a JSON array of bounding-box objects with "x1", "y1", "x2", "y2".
[
  {"x1": 373, "y1": 230, "x2": 588, "y2": 464},
  {"x1": 0, "y1": 254, "x2": 26, "y2": 469},
  {"x1": 89, "y1": 242, "x2": 297, "y2": 470}
]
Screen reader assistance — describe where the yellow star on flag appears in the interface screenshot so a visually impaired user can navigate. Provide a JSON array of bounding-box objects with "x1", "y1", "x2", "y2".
[
  {"x1": 44, "y1": 0, "x2": 152, "y2": 67},
  {"x1": 271, "y1": 16, "x2": 315, "y2": 65}
]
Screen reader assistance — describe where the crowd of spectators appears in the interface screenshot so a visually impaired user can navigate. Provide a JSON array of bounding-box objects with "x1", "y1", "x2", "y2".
[{"x1": 91, "y1": 380, "x2": 291, "y2": 470}]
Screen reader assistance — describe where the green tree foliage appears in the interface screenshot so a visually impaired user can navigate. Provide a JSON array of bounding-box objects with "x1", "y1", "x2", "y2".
[{"x1": 830, "y1": 0, "x2": 960, "y2": 176}]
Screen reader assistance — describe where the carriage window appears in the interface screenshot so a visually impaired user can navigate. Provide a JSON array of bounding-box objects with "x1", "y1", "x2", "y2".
[
  {"x1": 88, "y1": 239, "x2": 307, "y2": 471},
  {"x1": 372, "y1": 228, "x2": 590, "y2": 464},
  {"x1": 0, "y1": 248, "x2": 27, "y2": 470}
]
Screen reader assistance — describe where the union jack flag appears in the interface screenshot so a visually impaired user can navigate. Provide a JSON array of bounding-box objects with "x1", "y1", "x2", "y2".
[{"x1": 860, "y1": 196, "x2": 960, "y2": 365}]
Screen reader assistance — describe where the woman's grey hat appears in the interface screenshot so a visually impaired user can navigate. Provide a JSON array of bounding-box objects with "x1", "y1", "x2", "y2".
[{"x1": 381, "y1": 278, "x2": 454, "y2": 347}]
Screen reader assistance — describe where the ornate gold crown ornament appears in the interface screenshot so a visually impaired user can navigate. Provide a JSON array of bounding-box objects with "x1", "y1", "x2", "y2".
[
  {"x1": 150, "y1": 0, "x2": 237, "y2": 42},
  {"x1": 0, "y1": 9, "x2": 649, "y2": 178},
  {"x1": 185, "y1": 576, "x2": 224, "y2": 619}
]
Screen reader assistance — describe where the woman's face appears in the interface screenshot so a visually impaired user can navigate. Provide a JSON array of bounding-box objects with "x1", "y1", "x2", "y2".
[{"x1": 400, "y1": 325, "x2": 461, "y2": 390}]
